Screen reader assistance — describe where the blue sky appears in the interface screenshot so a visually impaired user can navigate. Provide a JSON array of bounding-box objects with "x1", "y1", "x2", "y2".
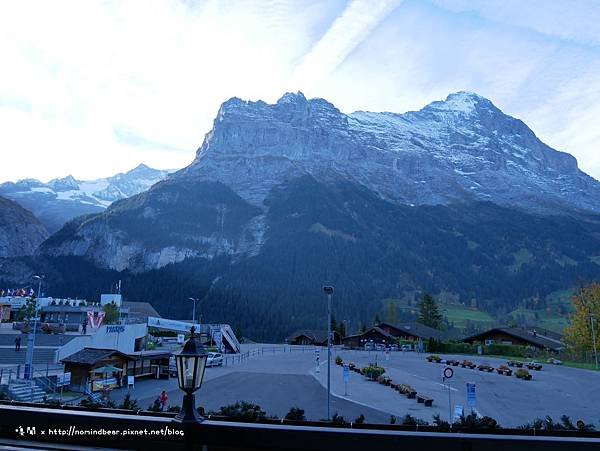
[{"x1": 0, "y1": 0, "x2": 599, "y2": 182}]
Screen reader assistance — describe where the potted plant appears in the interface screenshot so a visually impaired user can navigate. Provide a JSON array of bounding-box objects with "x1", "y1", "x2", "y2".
[
  {"x1": 515, "y1": 368, "x2": 532, "y2": 380},
  {"x1": 362, "y1": 365, "x2": 386, "y2": 381},
  {"x1": 335, "y1": 356, "x2": 343, "y2": 366},
  {"x1": 427, "y1": 355, "x2": 442, "y2": 363}
]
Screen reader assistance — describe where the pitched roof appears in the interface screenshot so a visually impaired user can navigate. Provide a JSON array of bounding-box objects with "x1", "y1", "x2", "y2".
[
  {"x1": 286, "y1": 330, "x2": 339, "y2": 343},
  {"x1": 377, "y1": 321, "x2": 446, "y2": 341},
  {"x1": 463, "y1": 328, "x2": 564, "y2": 350},
  {"x1": 122, "y1": 301, "x2": 160, "y2": 319},
  {"x1": 343, "y1": 327, "x2": 396, "y2": 341},
  {"x1": 61, "y1": 348, "x2": 133, "y2": 366}
]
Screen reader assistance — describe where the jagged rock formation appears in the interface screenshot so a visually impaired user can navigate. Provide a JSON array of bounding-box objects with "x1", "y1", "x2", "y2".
[{"x1": 0, "y1": 196, "x2": 48, "y2": 257}]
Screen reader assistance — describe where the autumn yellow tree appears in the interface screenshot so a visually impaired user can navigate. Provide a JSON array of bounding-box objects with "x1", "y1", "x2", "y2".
[{"x1": 564, "y1": 283, "x2": 600, "y2": 353}]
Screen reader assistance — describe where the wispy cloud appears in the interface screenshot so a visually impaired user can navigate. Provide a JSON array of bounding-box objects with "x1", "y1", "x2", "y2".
[
  {"x1": 0, "y1": 0, "x2": 598, "y2": 182},
  {"x1": 289, "y1": 0, "x2": 404, "y2": 89}
]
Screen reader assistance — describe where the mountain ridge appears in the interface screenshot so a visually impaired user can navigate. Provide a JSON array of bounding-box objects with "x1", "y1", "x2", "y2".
[{"x1": 0, "y1": 164, "x2": 174, "y2": 233}]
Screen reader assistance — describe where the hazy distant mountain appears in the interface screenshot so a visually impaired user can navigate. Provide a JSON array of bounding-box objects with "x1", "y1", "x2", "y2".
[
  {"x1": 0, "y1": 196, "x2": 48, "y2": 257},
  {"x1": 0, "y1": 164, "x2": 173, "y2": 233},
  {"x1": 22, "y1": 92, "x2": 600, "y2": 338}
]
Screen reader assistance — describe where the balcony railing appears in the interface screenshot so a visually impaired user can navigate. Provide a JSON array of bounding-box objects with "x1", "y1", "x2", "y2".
[{"x1": 0, "y1": 401, "x2": 599, "y2": 450}]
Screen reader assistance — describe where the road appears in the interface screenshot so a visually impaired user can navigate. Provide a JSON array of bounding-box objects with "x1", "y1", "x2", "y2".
[{"x1": 108, "y1": 345, "x2": 600, "y2": 427}]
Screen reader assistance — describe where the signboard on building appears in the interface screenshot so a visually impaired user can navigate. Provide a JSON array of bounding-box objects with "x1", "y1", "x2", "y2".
[
  {"x1": 106, "y1": 325, "x2": 125, "y2": 334},
  {"x1": 147, "y1": 316, "x2": 196, "y2": 333},
  {"x1": 56, "y1": 372, "x2": 71, "y2": 387}
]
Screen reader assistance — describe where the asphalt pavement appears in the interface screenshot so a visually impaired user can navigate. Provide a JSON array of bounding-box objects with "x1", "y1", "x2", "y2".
[{"x1": 107, "y1": 345, "x2": 600, "y2": 427}]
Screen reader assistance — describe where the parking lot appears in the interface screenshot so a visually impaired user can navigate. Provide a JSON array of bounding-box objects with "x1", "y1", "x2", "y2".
[{"x1": 110, "y1": 344, "x2": 600, "y2": 427}]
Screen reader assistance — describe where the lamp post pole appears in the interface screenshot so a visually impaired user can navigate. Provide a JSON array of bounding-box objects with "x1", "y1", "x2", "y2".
[
  {"x1": 25, "y1": 275, "x2": 44, "y2": 398},
  {"x1": 590, "y1": 311, "x2": 599, "y2": 369},
  {"x1": 188, "y1": 298, "x2": 198, "y2": 325},
  {"x1": 323, "y1": 285, "x2": 334, "y2": 421}
]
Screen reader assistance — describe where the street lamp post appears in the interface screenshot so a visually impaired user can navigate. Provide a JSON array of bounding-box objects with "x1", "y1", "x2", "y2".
[
  {"x1": 24, "y1": 275, "x2": 44, "y2": 382},
  {"x1": 590, "y1": 312, "x2": 599, "y2": 370},
  {"x1": 173, "y1": 326, "x2": 208, "y2": 424},
  {"x1": 323, "y1": 285, "x2": 334, "y2": 422},
  {"x1": 188, "y1": 297, "x2": 199, "y2": 325}
]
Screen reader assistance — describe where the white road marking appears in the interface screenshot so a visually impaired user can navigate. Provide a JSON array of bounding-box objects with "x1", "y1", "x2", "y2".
[{"x1": 436, "y1": 382, "x2": 458, "y2": 392}]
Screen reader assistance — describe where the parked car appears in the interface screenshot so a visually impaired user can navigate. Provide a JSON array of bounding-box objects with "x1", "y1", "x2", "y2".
[
  {"x1": 400, "y1": 344, "x2": 413, "y2": 352},
  {"x1": 207, "y1": 352, "x2": 224, "y2": 367},
  {"x1": 375, "y1": 344, "x2": 386, "y2": 351},
  {"x1": 547, "y1": 358, "x2": 563, "y2": 365},
  {"x1": 364, "y1": 342, "x2": 376, "y2": 351},
  {"x1": 388, "y1": 344, "x2": 399, "y2": 352}
]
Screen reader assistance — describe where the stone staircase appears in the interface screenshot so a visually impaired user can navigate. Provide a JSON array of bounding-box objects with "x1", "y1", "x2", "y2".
[
  {"x1": 0, "y1": 347, "x2": 57, "y2": 365},
  {"x1": 8, "y1": 381, "x2": 48, "y2": 403}
]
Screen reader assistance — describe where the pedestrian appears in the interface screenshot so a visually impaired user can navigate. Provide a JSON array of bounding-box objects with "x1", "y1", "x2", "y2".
[
  {"x1": 81, "y1": 318, "x2": 87, "y2": 334},
  {"x1": 160, "y1": 390, "x2": 168, "y2": 411},
  {"x1": 14, "y1": 336, "x2": 21, "y2": 352}
]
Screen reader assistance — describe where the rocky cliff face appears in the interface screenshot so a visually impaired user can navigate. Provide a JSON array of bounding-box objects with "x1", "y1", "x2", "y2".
[
  {"x1": 0, "y1": 196, "x2": 48, "y2": 257},
  {"x1": 185, "y1": 91, "x2": 599, "y2": 212},
  {"x1": 39, "y1": 92, "x2": 600, "y2": 272}
]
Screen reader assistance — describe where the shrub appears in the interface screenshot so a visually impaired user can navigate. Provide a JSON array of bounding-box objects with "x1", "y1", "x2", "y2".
[
  {"x1": 80, "y1": 397, "x2": 104, "y2": 409},
  {"x1": 402, "y1": 414, "x2": 429, "y2": 426},
  {"x1": 515, "y1": 368, "x2": 531, "y2": 379},
  {"x1": 147, "y1": 398, "x2": 162, "y2": 412},
  {"x1": 362, "y1": 365, "x2": 386, "y2": 380},
  {"x1": 216, "y1": 401, "x2": 267, "y2": 422},
  {"x1": 498, "y1": 365, "x2": 510, "y2": 371},
  {"x1": 519, "y1": 416, "x2": 596, "y2": 431},
  {"x1": 427, "y1": 355, "x2": 441, "y2": 361},
  {"x1": 168, "y1": 405, "x2": 181, "y2": 413},
  {"x1": 433, "y1": 414, "x2": 451, "y2": 432},
  {"x1": 331, "y1": 413, "x2": 347, "y2": 425},
  {"x1": 119, "y1": 394, "x2": 139, "y2": 410},
  {"x1": 335, "y1": 356, "x2": 343, "y2": 366},
  {"x1": 285, "y1": 407, "x2": 306, "y2": 421},
  {"x1": 455, "y1": 413, "x2": 499, "y2": 430},
  {"x1": 354, "y1": 414, "x2": 365, "y2": 424},
  {"x1": 43, "y1": 398, "x2": 62, "y2": 407}
]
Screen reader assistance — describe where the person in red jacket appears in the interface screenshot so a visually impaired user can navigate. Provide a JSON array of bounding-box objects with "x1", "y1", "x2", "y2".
[{"x1": 160, "y1": 390, "x2": 168, "y2": 411}]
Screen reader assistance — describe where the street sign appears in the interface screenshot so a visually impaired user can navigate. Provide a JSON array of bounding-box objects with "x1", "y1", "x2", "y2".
[
  {"x1": 466, "y1": 382, "x2": 477, "y2": 407},
  {"x1": 56, "y1": 372, "x2": 71, "y2": 387},
  {"x1": 453, "y1": 405, "x2": 464, "y2": 422},
  {"x1": 443, "y1": 366, "x2": 454, "y2": 379}
]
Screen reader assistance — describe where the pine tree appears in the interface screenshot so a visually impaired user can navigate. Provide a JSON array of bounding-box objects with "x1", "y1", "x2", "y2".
[{"x1": 418, "y1": 293, "x2": 443, "y2": 330}]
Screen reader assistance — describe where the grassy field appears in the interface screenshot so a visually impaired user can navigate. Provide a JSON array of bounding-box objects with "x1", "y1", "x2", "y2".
[{"x1": 442, "y1": 305, "x2": 496, "y2": 329}]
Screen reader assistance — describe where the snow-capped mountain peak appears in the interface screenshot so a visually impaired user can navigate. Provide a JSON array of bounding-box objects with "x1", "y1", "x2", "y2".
[{"x1": 0, "y1": 164, "x2": 175, "y2": 232}]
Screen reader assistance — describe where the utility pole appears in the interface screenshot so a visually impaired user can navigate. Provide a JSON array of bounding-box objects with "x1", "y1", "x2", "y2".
[
  {"x1": 323, "y1": 285, "x2": 334, "y2": 421},
  {"x1": 590, "y1": 311, "x2": 599, "y2": 370},
  {"x1": 25, "y1": 275, "x2": 44, "y2": 400}
]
